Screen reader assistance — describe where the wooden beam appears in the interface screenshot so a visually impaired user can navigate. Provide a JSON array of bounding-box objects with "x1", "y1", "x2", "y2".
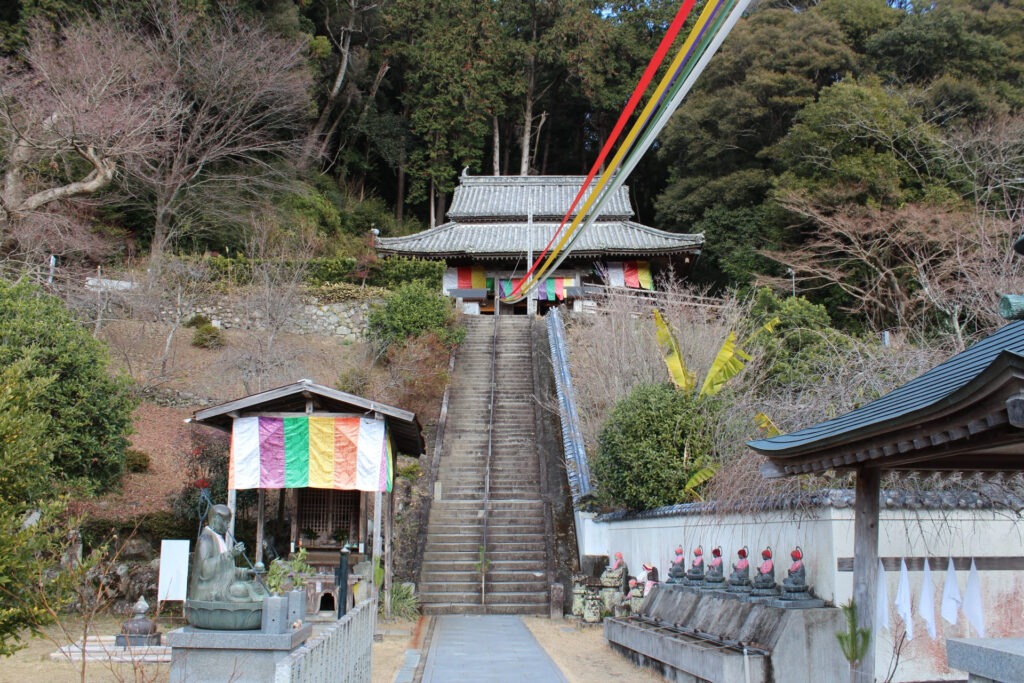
[
  {"x1": 853, "y1": 466, "x2": 880, "y2": 683},
  {"x1": 839, "y1": 556, "x2": 1024, "y2": 572}
]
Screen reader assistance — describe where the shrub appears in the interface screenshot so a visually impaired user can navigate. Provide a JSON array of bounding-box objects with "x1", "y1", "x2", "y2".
[
  {"x1": 266, "y1": 548, "x2": 316, "y2": 594},
  {"x1": 382, "y1": 582, "x2": 420, "y2": 620},
  {"x1": 124, "y1": 449, "x2": 151, "y2": 473},
  {"x1": 593, "y1": 383, "x2": 719, "y2": 510},
  {"x1": 191, "y1": 323, "x2": 225, "y2": 348},
  {"x1": 0, "y1": 359, "x2": 74, "y2": 654},
  {"x1": 0, "y1": 279, "x2": 135, "y2": 491},
  {"x1": 749, "y1": 288, "x2": 854, "y2": 386},
  {"x1": 367, "y1": 280, "x2": 462, "y2": 350},
  {"x1": 184, "y1": 313, "x2": 211, "y2": 328},
  {"x1": 369, "y1": 258, "x2": 445, "y2": 290}
]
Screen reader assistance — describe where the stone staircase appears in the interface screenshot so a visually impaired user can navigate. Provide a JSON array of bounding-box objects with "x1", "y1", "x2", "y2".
[{"x1": 419, "y1": 315, "x2": 549, "y2": 615}]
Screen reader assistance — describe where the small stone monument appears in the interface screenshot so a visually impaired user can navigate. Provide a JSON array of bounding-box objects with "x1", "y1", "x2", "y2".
[
  {"x1": 704, "y1": 546, "x2": 725, "y2": 587},
  {"x1": 666, "y1": 546, "x2": 686, "y2": 584},
  {"x1": 684, "y1": 545, "x2": 704, "y2": 587},
  {"x1": 727, "y1": 546, "x2": 752, "y2": 593},
  {"x1": 116, "y1": 596, "x2": 161, "y2": 647},
  {"x1": 599, "y1": 551, "x2": 628, "y2": 611},
  {"x1": 571, "y1": 575, "x2": 587, "y2": 618},
  {"x1": 627, "y1": 579, "x2": 645, "y2": 613},
  {"x1": 771, "y1": 546, "x2": 823, "y2": 607},
  {"x1": 750, "y1": 546, "x2": 778, "y2": 598},
  {"x1": 583, "y1": 588, "x2": 603, "y2": 623}
]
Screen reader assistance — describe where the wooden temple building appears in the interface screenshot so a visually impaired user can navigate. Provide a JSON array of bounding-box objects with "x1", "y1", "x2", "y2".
[
  {"x1": 190, "y1": 379, "x2": 424, "y2": 613},
  {"x1": 376, "y1": 173, "x2": 704, "y2": 314}
]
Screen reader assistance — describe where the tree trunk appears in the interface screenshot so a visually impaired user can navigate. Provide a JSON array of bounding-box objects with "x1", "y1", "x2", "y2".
[
  {"x1": 429, "y1": 178, "x2": 436, "y2": 228},
  {"x1": 303, "y1": 5, "x2": 357, "y2": 168},
  {"x1": 492, "y1": 116, "x2": 501, "y2": 176},
  {"x1": 520, "y1": 64, "x2": 535, "y2": 176},
  {"x1": 396, "y1": 164, "x2": 405, "y2": 221}
]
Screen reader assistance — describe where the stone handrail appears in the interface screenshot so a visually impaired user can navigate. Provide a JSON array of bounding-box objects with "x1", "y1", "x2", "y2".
[{"x1": 274, "y1": 596, "x2": 377, "y2": 682}]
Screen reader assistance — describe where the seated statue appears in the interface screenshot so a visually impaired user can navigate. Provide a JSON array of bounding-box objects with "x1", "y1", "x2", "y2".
[
  {"x1": 705, "y1": 546, "x2": 725, "y2": 584},
  {"x1": 751, "y1": 546, "x2": 777, "y2": 595},
  {"x1": 641, "y1": 562, "x2": 659, "y2": 594},
  {"x1": 666, "y1": 546, "x2": 686, "y2": 584},
  {"x1": 189, "y1": 504, "x2": 269, "y2": 604},
  {"x1": 782, "y1": 546, "x2": 811, "y2": 599},
  {"x1": 685, "y1": 546, "x2": 704, "y2": 585},
  {"x1": 728, "y1": 546, "x2": 751, "y2": 590},
  {"x1": 600, "y1": 551, "x2": 628, "y2": 594}
]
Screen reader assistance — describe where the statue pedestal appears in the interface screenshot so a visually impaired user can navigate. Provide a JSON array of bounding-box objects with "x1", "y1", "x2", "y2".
[{"x1": 167, "y1": 624, "x2": 313, "y2": 683}]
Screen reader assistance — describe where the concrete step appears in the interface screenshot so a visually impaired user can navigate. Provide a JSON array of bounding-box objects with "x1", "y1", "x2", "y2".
[{"x1": 421, "y1": 603, "x2": 548, "y2": 616}]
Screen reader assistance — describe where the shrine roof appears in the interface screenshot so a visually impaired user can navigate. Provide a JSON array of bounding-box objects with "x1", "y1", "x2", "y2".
[
  {"x1": 445, "y1": 174, "x2": 634, "y2": 220},
  {"x1": 749, "y1": 321, "x2": 1024, "y2": 477},
  {"x1": 376, "y1": 220, "x2": 703, "y2": 260},
  {"x1": 190, "y1": 379, "x2": 424, "y2": 456}
]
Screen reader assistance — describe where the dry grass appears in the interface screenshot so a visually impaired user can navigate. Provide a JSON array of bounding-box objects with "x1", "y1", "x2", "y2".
[{"x1": 563, "y1": 283, "x2": 954, "y2": 512}]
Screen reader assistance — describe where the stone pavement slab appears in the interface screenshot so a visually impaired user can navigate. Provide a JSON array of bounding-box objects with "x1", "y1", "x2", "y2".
[{"x1": 420, "y1": 615, "x2": 569, "y2": 683}]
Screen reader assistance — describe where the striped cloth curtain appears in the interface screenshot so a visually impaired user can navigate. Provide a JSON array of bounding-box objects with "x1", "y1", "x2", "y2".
[
  {"x1": 501, "y1": 277, "x2": 575, "y2": 301},
  {"x1": 604, "y1": 261, "x2": 653, "y2": 290}
]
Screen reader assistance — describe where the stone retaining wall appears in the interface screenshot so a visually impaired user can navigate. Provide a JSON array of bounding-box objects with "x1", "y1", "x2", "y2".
[{"x1": 183, "y1": 298, "x2": 376, "y2": 342}]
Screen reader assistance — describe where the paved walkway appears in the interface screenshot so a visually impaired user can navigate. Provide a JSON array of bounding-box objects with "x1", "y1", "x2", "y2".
[{"x1": 418, "y1": 615, "x2": 569, "y2": 683}]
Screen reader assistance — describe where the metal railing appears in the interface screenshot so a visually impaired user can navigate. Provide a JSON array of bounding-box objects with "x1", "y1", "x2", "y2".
[
  {"x1": 480, "y1": 314, "x2": 500, "y2": 606},
  {"x1": 274, "y1": 596, "x2": 377, "y2": 683},
  {"x1": 546, "y1": 308, "x2": 592, "y2": 501}
]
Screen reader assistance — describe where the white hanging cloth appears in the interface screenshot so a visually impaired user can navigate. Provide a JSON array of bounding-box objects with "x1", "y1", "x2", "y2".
[
  {"x1": 919, "y1": 558, "x2": 937, "y2": 639},
  {"x1": 895, "y1": 558, "x2": 914, "y2": 640},
  {"x1": 941, "y1": 557, "x2": 961, "y2": 625},
  {"x1": 962, "y1": 559, "x2": 985, "y2": 637},
  {"x1": 876, "y1": 559, "x2": 890, "y2": 632}
]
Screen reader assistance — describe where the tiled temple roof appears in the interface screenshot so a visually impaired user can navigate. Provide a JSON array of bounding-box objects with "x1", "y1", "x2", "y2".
[
  {"x1": 377, "y1": 174, "x2": 703, "y2": 260},
  {"x1": 376, "y1": 220, "x2": 703, "y2": 260}
]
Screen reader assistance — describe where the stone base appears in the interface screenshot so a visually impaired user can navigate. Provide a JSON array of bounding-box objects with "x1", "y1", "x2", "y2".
[
  {"x1": 115, "y1": 633, "x2": 162, "y2": 647},
  {"x1": 702, "y1": 580, "x2": 726, "y2": 590},
  {"x1": 167, "y1": 624, "x2": 313, "y2": 683},
  {"x1": 947, "y1": 638, "x2": 1024, "y2": 683},
  {"x1": 766, "y1": 597, "x2": 826, "y2": 609}
]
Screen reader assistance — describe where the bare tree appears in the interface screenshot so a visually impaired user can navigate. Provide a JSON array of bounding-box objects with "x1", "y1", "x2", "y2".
[
  {"x1": 231, "y1": 215, "x2": 318, "y2": 394},
  {"x1": 763, "y1": 194, "x2": 1023, "y2": 344},
  {"x1": 0, "y1": 17, "x2": 182, "y2": 258},
  {"x1": 123, "y1": 1, "x2": 312, "y2": 266}
]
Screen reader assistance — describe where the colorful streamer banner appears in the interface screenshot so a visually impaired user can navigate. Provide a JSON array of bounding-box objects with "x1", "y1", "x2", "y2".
[
  {"x1": 230, "y1": 416, "x2": 392, "y2": 492},
  {"x1": 503, "y1": 0, "x2": 751, "y2": 302}
]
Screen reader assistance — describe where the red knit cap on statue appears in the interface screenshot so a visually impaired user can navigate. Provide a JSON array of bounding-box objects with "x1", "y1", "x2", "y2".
[
  {"x1": 791, "y1": 547, "x2": 803, "y2": 561},
  {"x1": 737, "y1": 547, "x2": 748, "y2": 558},
  {"x1": 762, "y1": 547, "x2": 772, "y2": 559}
]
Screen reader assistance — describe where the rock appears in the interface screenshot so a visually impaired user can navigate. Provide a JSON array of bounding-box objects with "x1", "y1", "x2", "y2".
[{"x1": 120, "y1": 538, "x2": 156, "y2": 561}]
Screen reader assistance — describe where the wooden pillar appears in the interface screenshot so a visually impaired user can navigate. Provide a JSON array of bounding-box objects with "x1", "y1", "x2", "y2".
[
  {"x1": 384, "y1": 491, "x2": 394, "y2": 620},
  {"x1": 255, "y1": 489, "x2": 266, "y2": 565},
  {"x1": 853, "y1": 466, "x2": 880, "y2": 683},
  {"x1": 227, "y1": 488, "x2": 237, "y2": 540},
  {"x1": 289, "y1": 489, "x2": 299, "y2": 554}
]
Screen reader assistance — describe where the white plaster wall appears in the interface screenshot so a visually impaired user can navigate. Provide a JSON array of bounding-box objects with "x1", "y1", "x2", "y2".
[{"x1": 585, "y1": 507, "x2": 1024, "y2": 683}]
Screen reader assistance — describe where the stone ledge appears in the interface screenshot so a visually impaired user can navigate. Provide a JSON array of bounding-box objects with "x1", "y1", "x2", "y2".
[
  {"x1": 947, "y1": 638, "x2": 1024, "y2": 683},
  {"x1": 166, "y1": 624, "x2": 312, "y2": 651}
]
